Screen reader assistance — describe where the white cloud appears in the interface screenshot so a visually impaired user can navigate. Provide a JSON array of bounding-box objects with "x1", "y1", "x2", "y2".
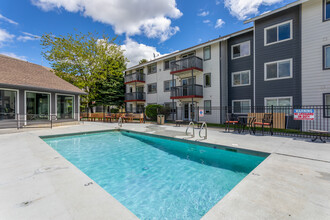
[
  {"x1": 121, "y1": 38, "x2": 161, "y2": 68},
  {"x1": 198, "y1": 11, "x2": 209, "y2": 16},
  {"x1": 0, "y1": 29, "x2": 15, "y2": 47},
  {"x1": 31, "y1": 0, "x2": 182, "y2": 42},
  {"x1": 0, "y1": 14, "x2": 18, "y2": 25},
  {"x1": 215, "y1": 19, "x2": 225, "y2": 28},
  {"x1": 0, "y1": 52, "x2": 27, "y2": 61},
  {"x1": 17, "y1": 32, "x2": 41, "y2": 42},
  {"x1": 224, "y1": 0, "x2": 283, "y2": 20},
  {"x1": 203, "y1": 20, "x2": 211, "y2": 24},
  {"x1": 215, "y1": 0, "x2": 221, "y2": 5}
]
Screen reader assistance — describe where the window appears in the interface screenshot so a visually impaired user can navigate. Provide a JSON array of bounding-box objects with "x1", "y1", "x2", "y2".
[
  {"x1": 181, "y1": 52, "x2": 195, "y2": 58},
  {"x1": 325, "y1": 0, "x2": 330, "y2": 21},
  {"x1": 265, "y1": 97, "x2": 292, "y2": 114},
  {"x1": 204, "y1": 73, "x2": 211, "y2": 87},
  {"x1": 324, "y1": 45, "x2": 330, "y2": 69},
  {"x1": 232, "y1": 70, "x2": 250, "y2": 87},
  {"x1": 232, "y1": 100, "x2": 251, "y2": 113},
  {"x1": 148, "y1": 63, "x2": 157, "y2": 74},
  {"x1": 324, "y1": 94, "x2": 330, "y2": 117},
  {"x1": 231, "y1": 41, "x2": 250, "y2": 59},
  {"x1": 164, "y1": 80, "x2": 176, "y2": 92},
  {"x1": 204, "y1": 46, "x2": 211, "y2": 60},
  {"x1": 57, "y1": 95, "x2": 74, "y2": 119},
  {"x1": 147, "y1": 83, "x2": 157, "y2": 94},
  {"x1": 265, "y1": 59, "x2": 292, "y2": 80},
  {"x1": 204, "y1": 100, "x2": 211, "y2": 114},
  {"x1": 164, "y1": 58, "x2": 175, "y2": 70},
  {"x1": 0, "y1": 89, "x2": 17, "y2": 120},
  {"x1": 265, "y1": 20, "x2": 292, "y2": 45},
  {"x1": 164, "y1": 102, "x2": 176, "y2": 113},
  {"x1": 26, "y1": 92, "x2": 50, "y2": 119}
]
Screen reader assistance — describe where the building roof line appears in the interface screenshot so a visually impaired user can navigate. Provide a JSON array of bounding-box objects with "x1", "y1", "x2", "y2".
[
  {"x1": 244, "y1": 0, "x2": 309, "y2": 24},
  {"x1": 126, "y1": 27, "x2": 254, "y2": 72}
]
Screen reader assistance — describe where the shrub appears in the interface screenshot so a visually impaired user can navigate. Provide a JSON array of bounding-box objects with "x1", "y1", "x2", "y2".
[
  {"x1": 145, "y1": 104, "x2": 163, "y2": 121},
  {"x1": 110, "y1": 108, "x2": 119, "y2": 113}
]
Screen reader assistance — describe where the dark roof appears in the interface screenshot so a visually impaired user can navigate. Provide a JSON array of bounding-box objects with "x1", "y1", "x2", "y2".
[{"x1": 0, "y1": 54, "x2": 86, "y2": 95}]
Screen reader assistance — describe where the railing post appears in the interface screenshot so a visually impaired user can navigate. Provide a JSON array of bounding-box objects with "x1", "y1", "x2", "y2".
[
  {"x1": 51, "y1": 115, "x2": 53, "y2": 129},
  {"x1": 17, "y1": 113, "x2": 19, "y2": 130}
]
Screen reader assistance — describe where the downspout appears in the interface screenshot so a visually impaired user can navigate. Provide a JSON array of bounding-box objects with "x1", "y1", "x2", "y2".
[
  {"x1": 219, "y1": 41, "x2": 222, "y2": 124},
  {"x1": 253, "y1": 25, "x2": 256, "y2": 108}
]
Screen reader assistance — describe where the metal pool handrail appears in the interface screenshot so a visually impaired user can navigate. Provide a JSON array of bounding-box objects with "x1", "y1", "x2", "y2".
[
  {"x1": 118, "y1": 117, "x2": 123, "y2": 127},
  {"x1": 186, "y1": 121, "x2": 195, "y2": 137},
  {"x1": 199, "y1": 122, "x2": 207, "y2": 139}
]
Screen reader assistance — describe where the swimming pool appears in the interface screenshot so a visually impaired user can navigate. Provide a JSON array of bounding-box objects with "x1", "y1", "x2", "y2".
[{"x1": 43, "y1": 130, "x2": 266, "y2": 219}]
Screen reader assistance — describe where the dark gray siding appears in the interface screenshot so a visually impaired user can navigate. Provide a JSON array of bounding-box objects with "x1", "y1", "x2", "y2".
[
  {"x1": 227, "y1": 31, "x2": 254, "y2": 106},
  {"x1": 255, "y1": 5, "x2": 302, "y2": 106}
]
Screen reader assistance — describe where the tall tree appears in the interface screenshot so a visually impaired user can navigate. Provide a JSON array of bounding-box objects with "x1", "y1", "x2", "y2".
[
  {"x1": 40, "y1": 32, "x2": 127, "y2": 111},
  {"x1": 139, "y1": 58, "x2": 148, "y2": 64}
]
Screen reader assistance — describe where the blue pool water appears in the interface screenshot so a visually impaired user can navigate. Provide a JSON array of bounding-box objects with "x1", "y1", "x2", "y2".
[{"x1": 43, "y1": 131, "x2": 265, "y2": 219}]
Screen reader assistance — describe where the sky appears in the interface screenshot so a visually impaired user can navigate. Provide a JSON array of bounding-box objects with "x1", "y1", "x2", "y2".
[{"x1": 0, "y1": 0, "x2": 295, "y2": 68}]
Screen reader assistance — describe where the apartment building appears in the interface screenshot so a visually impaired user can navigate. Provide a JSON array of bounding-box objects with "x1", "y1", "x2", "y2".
[{"x1": 124, "y1": 0, "x2": 330, "y2": 125}]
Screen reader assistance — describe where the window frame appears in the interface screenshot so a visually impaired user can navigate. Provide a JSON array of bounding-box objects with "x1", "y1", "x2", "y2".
[
  {"x1": 164, "y1": 58, "x2": 176, "y2": 71},
  {"x1": 147, "y1": 83, "x2": 157, "y2": 94},
  {"x1": 264, "y1": 20, "x2": 293, "y2": 46},
  {"x1": 232, "y1": 99, "x2": 251, "y2": 114},
  {"x1": 231, "y1": 70, "x2": 251, "y2": 87},
  {"x1": 147, "y1": 63, "x2": 157, "y2": 74},
  {"x1": 0, "y1": 88, "x2": 19, "y2": 118},
  {"x1": 323, "y1": 44, "x2": 330, "y2": 70},
  {"x1": 264, "y1": 96, "x2": 293, "y2": 114},
  {"x1": 231, "y1": 41, "x2": 251, "y2": 60},
  {"x1": 163, "y1": 80, "x2": 176, "y2": 92},
  {"x1": 55, "y1": 93, "x2": 75, "y2": 120},
  {"x1": 323, "y1": 93, "x2": 330, "y2": 118},
  {"x1": 324, "y1": 0, "x2": 330, "y2": 22},
  {"x1": 264, "y1": 58, "x2": 293, "y2": 81},
  {"x1": 164, "y1": 102, "x2": 176, "y2": 113},
  {"x1": 203, "y1": 46, "x2": 211, "y2": 61},
  {"x1": 204, "y1": 73, "x2": 211, "y2": 88},
  {"x1": 204, "y1": 100, "x2": 212, "y2": 114}
]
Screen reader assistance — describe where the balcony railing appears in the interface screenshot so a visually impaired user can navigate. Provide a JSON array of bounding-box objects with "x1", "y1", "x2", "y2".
[
  {"x1": 170, "y1": 84, "x2": 203, "y2": 99},
  {"x1": 125, "y1": 92, "x2": 146, "y2": 102},
  {"x1": 124, "y1": 72, "x2": 146, "y2": 84},
  {"x1": 170, "y1": 56, "x2": 203, "y2": 74}
]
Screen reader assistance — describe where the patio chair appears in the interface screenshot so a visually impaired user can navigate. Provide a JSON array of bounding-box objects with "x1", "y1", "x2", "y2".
[
  {"x1": 253, "y1": 113, "x2": 273, "y2": 136},
  {"x1": 225, "y1": 113, "x2": 239, "y2": 132}
]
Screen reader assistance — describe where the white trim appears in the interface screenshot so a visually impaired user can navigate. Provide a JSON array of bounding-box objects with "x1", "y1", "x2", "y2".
[
  {"x1": 264, "y1": 58, "x2": 293, "y2": 81},
  {"x1": 264, "y1": 20, "x2": 293, "y2": 46},
  {"x1": 231, "y1": 70, "x2": 251, "y2": 87},
  {"x1": 244, "y1": 0, "x2": 308, "y2": 23},
  {"x1": 24, "y1": 90, "x2": 52, "y2": 120},
  {"x1": 232, "y1": 99, "x2": 251, "y2": 113},
  {"x1": 0, "y1": 88, "x2": 19, "y2": 117},
  {"x1": 231, "y1": 41, "x2": 251, "y2": 60},
  {"x1": 78, "y1": 95, "x2": 80, "y2": 121},
  {"x1": 264, "y1": 96, "x2": 293, "y2": 106},
  {"x1": 126, "y1": 27, "x2": 253, "y2": 71},
  {"x1": 55, "y1": 93, "x2": 75, "y2": 120}
]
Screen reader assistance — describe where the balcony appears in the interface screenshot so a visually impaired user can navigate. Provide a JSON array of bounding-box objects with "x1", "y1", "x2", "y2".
[
  {"x1": 125, "y1": 92, "x2": 146, "y2": 102},
  {"x1": 124, "y1": 72, "x2": 145, "y2": 85},
  {"x1": 170, "y1": 56, "x2": 203, "y2": 76},
  {"x1": 170, "y1": 84, "x2": 203, "y2": 100}
]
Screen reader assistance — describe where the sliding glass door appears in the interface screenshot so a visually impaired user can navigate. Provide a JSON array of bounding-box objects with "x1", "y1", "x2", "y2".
[
  {"x1": 0, "y1": 89, "x2": 17, "y2": 120},
  {"x1": 26, "y1": 92, "x2": 50, "y2": 120},
  {"x1": 57, "y1": 95, "x2": 74, "y2": 119}
]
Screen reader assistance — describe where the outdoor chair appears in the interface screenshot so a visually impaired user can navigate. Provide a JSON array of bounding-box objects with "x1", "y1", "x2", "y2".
[
  {"x1": 225, "y1": 113, "x2": 239, "y2": 132},
  {"x1": 253, "y1": 113, "x2": 273, "y2": 136}
]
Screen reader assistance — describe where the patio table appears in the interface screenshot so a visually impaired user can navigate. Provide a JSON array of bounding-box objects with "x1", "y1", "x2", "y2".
[{"x1": 237, "y1": 116, "x2": 256, "y2": 134}]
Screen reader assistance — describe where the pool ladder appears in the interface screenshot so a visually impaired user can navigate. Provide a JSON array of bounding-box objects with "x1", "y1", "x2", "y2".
[
  {"x1": 199, "y1": 122, "x2": 207, "y2": 139},
  {"x1": 186, "y1": 121, "x2": 195, "y2": 138},
  {"x1": 118, "y1": 117, "x2": 123, "y2": 128}
]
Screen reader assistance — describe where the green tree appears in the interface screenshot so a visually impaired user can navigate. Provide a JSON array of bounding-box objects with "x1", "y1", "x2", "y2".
[
  {"x1": 139, "y1": 58, "x2": 148, "y2": 64},
  {"x1": 40, "y1": 32, "x2": 127, "y2": 111}
]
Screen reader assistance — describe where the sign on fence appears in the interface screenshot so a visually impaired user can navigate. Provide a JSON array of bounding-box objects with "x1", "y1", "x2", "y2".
[
  {"x1": 199, "y1": 109, "x2": 204, "y2": 117},
  {"x1": 294, "y1": 109, "x2": 314, "y2": 120}
]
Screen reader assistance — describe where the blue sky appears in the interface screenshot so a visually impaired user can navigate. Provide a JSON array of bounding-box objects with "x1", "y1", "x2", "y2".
[{"x1": 0, "y1": 0, "x2": 295, "y2": 68}]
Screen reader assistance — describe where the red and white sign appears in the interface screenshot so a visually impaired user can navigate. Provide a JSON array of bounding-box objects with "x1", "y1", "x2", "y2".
[
  {"x1": 294, "y1": 109, "x2": 314, "y2": 120},
  {"x1": 199, "y1": 109, "x2": 204, "y2": 117}
]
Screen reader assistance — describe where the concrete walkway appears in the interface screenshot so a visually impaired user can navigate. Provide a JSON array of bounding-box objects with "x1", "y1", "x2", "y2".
[{"x1": 0, "y1": 122, "x2": 329, "y2": 220}]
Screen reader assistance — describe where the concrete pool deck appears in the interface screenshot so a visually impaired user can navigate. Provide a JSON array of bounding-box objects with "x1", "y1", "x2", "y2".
[{"x1": 0, "y1": 122, "x2": 329, "y2": 219}]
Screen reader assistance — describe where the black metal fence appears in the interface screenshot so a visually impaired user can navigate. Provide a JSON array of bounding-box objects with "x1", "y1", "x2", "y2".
[{"x1": 0, "y1": 113, "x2": 76, "y2": 129}]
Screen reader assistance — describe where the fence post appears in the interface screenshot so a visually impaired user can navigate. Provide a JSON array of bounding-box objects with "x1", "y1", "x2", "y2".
[
  {"x1": 51, "y1": 115, "x2": 53, "y2": 129},
  {"x1": 17, "y1": 113, "x2": 19, "y2": 130}
]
